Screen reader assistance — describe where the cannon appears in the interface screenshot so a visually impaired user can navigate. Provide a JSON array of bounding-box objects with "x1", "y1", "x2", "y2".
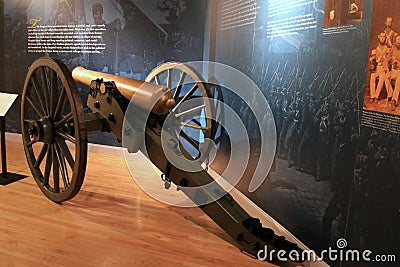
[
  {"x1": 21, "y1": 57, "x2": 215, "y2": 202},
  {"x1": 20, "y1": 57, "x2": 304, "y2": 264}
]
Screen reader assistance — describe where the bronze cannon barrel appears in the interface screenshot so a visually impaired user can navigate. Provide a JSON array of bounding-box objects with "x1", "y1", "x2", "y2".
[{"x1": 72, "y1": 66, "x2": 175, "y2": 115}]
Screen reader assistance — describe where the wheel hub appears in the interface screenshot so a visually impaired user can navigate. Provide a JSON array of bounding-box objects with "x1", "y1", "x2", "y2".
[{"x1": 29, "y1": 117, "x2": 55, "y2": 144}]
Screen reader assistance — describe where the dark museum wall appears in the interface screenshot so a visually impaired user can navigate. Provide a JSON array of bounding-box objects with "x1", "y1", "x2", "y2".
[
  {"x1": 1, "y1": 1, "x2": 399, "y2": 266},
  {"x1": 2, "y1": 0, "x2": 206, "y2": 145},
  {"x1": 214, "y1": 0, "x2": 399, "y2": 265}
]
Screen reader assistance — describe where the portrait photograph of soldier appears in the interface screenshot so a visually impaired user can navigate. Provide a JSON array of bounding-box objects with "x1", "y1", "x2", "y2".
[
  {"x1": 323, "y1": 0, "x2": 363, "y2": 27},
  {"x1": 364, "y1": 0, "x2": 400, "y2": 116}
]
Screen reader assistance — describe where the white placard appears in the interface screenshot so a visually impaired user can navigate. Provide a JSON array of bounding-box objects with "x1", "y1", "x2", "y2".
[{"x1": 0, "y1": 93, "x2": 18, "y2": 117}]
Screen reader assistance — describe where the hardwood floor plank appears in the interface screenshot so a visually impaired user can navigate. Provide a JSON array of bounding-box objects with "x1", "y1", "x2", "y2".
[{"x1": 0, "y1": 141, "x2": 275, "y2": 267}]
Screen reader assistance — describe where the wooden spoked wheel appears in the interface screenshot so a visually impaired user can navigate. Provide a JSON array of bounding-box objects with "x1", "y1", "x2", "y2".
[
  {"x1": 146, "y1": 62, "x2": 216, "y2": 159},
  {"x1": 21, "y1": 57, "x2": 87, "y2": 203}
]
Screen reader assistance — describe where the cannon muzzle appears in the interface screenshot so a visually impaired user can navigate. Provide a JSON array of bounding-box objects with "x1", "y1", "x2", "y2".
[{"x1": 72, "y1": 67, "x2": 175, "y2": 115}]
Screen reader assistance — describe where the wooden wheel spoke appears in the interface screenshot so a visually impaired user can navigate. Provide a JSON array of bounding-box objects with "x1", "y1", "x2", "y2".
[
  {"x1": 181, "y1": 122, "x2": 208, "y2": 131},
  {"x1": 53, "y1": 87, "x2": 66, "y2": 119},
  {"x1": 191, "y1": 119, "x2": 202, "y2": 126},
  {"x1": 146, "y1": 63, "x2": 215, "y2": 161},
  {"x1": 52, "y1": 144, "x2": 60, "y2": 193},
  {"x1": 30, "y1": 75, "x2": 48, "y2": 116},
  {"x1": 154, "y1": 75, "x2": 161, "y2": 85},
  {"x1": 24, "y1": 119, "x2": 36, "y2": 125},
  {"x1": 39, "y1": 67, "x2": 51, "y2": 114},
  {"x1": 173, "y1": 72, "x2": 186, "y2": 100},
  {"x1": 180, "y1": 130, "x2": 200, "y2": 151},
  {"x1": 34, "y1": 144, "x2": 49, "y2": 168},
  {"x1": 175, "y1": 104, "x2": 206, "y2": 118},
  {"x1": 55, "y1": 138, "x2": 75, "y2": 169},
  {"x1": 50, "y1": 70, "x2": 58, "y2": 115},
  {"x1": 43, "y1": 145, "x2": 52, "y2": 186},
  {"x1": 56, "y1": 113, "x2": 73, "y2": 128},
  {"x1": 54, "y1": 143, "x2": 70, "y2": 189},
  {"x1": 56, "y1": 130, "x2": 76, "y2": 144},
  {"x1": 25, "y1": 95, "x2": 45, "y2": 118},
  {"x1": 167, "y1": 69, "x2": 172, "y2": 89},
  {"x1": 172, "y1": 84, "x2": 199, "y2": 112},
  {"x1": 27, "y1": 139, "x2": 38, "y2": 147}
]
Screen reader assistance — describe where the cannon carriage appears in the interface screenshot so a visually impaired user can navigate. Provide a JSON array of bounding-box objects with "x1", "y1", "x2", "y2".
[
  {"x1": 21, "y1": 57, "x2": 215, "y2": 202},
  {"x1": 20, "y1": 57, "x2": 304, "y2": 264}
]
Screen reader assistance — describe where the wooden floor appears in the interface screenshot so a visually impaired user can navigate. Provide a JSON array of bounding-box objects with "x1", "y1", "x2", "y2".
[{"x1": 0, "y1": 140, "x2": 276, "y2": 267}]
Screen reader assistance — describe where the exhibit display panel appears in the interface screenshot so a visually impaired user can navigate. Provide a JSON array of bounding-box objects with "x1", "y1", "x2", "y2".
[
  {"x1": 214, "y1": 0, "x2": 399, "y2": 266},
  {"x1": 212, "y1": 0, "x2": 400, "y2": 266},
  {"x1": 3, "y1": 0, "x2": 206, "y2": 145},
  {"x1": 1, "y1": 0, "x2": 399, "y2": 266}
]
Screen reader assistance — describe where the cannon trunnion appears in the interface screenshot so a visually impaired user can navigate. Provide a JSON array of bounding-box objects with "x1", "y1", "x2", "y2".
[{"x1": 20, "y1": 57, "x2": 304, "y2": 265}]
